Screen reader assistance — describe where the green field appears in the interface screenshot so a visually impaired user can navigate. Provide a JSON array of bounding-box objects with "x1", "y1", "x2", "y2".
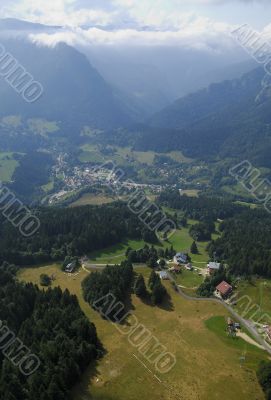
[
  {"x1": 0, "y1": 152, "x2": 19, "y2": 182},
  {"x1": 86, "y1": 220, "x2": 213, "y2": 266},
  {"x1": 88, "y1": 239, "x2": 146, "y2": 264},
  {"x1": 233, "y1": 278, "x2": 271, "y2": 322},
  {"x1": 205, "y1": 316, "x2": 267, "y2": 367},
  {"x1": 172, "y1": 269, "x2": 204, "y2": 288},
  {"x1": 180, "y1": 189, "x2": 200, "y2": 197},
  {"x1": 168, "y1": 219, "x2": 216, "y2": 264},
  {"x1": 79, "y1": 144, "x2": 105, "y2": 163},
  {"x1": 42, "y1": 179, "x2": 54, "y2": 193},
  {"x1": 235, "y1": 200, "x2": 259, "y2": 209},
  {"x1": 70, "y1": 193, "x2": 117, "y2": 207},
  {"x1": 27, "y1": 118, "x2": 59, "y2": 136},
  {"x1": 18, "y1": 264, "x2": 267, "y2": 400},
  {"x1": 78, "y1": 144, "x2": 193, "y2": 167}
]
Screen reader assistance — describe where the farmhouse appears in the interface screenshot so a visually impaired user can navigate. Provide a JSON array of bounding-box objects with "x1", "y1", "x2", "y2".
[
  {"x1": 174, "y1": 253, "x2": 188, "y2": 265},
  {"x1": 207, "y1": 262, "x2": 221, "y2": 275},
  {"x1": 158, "y1": 271, "x2": 169, "y2": 280},
  {"x1": 215, "y1": 281, "x2": 232, "y2": 299},
  {"x1": 65, "y1": 261, "x2": 76, "y2": 273}
]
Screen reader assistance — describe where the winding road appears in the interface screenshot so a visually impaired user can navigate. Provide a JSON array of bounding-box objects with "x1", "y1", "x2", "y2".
[
  {"x1": 167, "y1": 272, "x2": 271, "y2": 355},
  {"x1": 81, "y1": 261, "x2": 271, "y2": 355}
]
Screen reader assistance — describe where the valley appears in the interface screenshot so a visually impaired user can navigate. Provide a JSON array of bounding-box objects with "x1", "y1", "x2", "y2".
[{"x1": 0, "y1": 7, "x2": 271, "y2": 400}]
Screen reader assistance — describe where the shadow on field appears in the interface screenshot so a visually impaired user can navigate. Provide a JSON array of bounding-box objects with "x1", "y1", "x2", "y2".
[{"x1": 158, "y1": 292, "x2": 174, "y2": 312}]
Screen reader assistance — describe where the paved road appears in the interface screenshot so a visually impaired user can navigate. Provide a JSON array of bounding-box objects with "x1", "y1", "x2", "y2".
[
  {"x1": 81, "y1": 262, "x2": 271, "y2": 355},
  {"x1": 168, "y1": 272, "x2": 271, "y2": 355}
]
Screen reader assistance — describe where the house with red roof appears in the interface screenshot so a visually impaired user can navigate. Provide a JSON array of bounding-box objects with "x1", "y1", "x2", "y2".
[{"x1": 215, "y1": 281, "x2": 233, "y2": 299}]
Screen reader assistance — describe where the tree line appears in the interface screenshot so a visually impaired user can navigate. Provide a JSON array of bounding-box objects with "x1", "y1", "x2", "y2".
[
  {"x1": 157, "y1": 190, "x2": 242, "y2": 222},
  {"x1": 0, "y1": 202, "x2": 157, "y2": 266},
  {"x1": 126, "y1": 244, "x2": 176, "y2": 267},
  {"x1": 0, "y1": 262, "x2": 102, "y2": 400},
  {"x1": 82, "y1": 261, "x2": 134, "y2": 321},
  {"x1": 208, "y1": 209, "x2": 271, "y2": 277}
]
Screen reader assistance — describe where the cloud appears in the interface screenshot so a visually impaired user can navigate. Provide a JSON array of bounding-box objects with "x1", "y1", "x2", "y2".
[
  {"x1": 1, "y1": 0, "x2": 270, "y2": 28},
  {"x1": 0, "y1": 0, "x2": 269, "y2": 53},
  {"x1": 29, "y1": 16, "x2": 232, "y2": 54},
  {"x1": 0, "y1": 0, "x2": 117, "y2": 26}
]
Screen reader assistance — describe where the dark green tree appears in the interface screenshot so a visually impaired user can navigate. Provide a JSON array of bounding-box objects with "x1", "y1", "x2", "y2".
[
  {"x1": 40, "y1": 274, "x2": 51, "y2": 286},
  {"x1": 190, "y1": 241, "x2": 199, "y2": 254},
  {"x1": 148, "y1": 270, "x2": 160, "y2": 290},
  {"x1": 151, "y1": 281, "x2": 167, "y2": 305},
  {"x1": 134, "y1": 274, "x2": 147, "y2": 298}
]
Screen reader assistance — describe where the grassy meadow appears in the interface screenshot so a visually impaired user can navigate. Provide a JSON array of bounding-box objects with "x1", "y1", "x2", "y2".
[
  {"x1": 172, "y1": 269, "x2": 204, "y2": 288},
  {"x1": 78, "y1": 144, "x2": 192, "y2": 166},
  {"x1": 85, "y1": 223, "x2": 212, "y2": 266},
  {"x1": 233, "y1": 278, "x2": 271, "y2": 321},
  {"x1": 70, "y1": 193, "x2": 117, "y2": 207},
  {"x1": 0, "y1": 152, "x2": 19, "y2": 182},
  {"x1": 17, "y1": 264, "x2": 267, "y2": 400}
]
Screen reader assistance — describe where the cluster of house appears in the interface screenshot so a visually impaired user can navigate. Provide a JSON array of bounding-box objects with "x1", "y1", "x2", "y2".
[
  {"x1": 157, "y1": 252, "x2": 191, "y2": 280},
  {"x1": 173, "y1": 253, "x2": 188, "y2": 265}
]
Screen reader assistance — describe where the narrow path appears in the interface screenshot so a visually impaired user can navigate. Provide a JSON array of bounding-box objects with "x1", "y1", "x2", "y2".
[
  {"x1": 168, "y1": 272, "x2": 271, "y2": 355},
  {"x1": 236, "y1": 332, "x2": 264, "y2": 350}
]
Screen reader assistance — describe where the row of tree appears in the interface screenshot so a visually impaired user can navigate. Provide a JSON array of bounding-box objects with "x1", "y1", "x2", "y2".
[
  {"x1": 0, "y1": 262, "x2": 102, "y2": 400},
  {"x1": 208, "y1": 209, "x2": 271, "y2": 277},
  {"x1": 82, "y1": 261, "x2": 134, "y2": 321},
  {"x1": 157, "y1": 190, "x2": 242, "y2": 222},
  {"x1": 258, "y1": 361, "x2": 271, "y2": 400},
  {"x1": 126, "y1": 245, "x2": 176, "y2": 267},
  {"x1": 0, "y1": 202, "x2": 157, "y2": 266},
  {"x1": 189, "y1": 221, "x2": 215, "y2": 242},
  {"x1": 134, "y1": 271, "x2": 167, "y2": 305}
]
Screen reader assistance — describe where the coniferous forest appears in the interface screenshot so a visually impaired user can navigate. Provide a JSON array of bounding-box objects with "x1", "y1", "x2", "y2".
[
  {"x1": 0, "y1": 202, "x2": 157, "y2": 265},
  {"x1": 0, "y1": 263, "x2": 101, "y2": 400}
]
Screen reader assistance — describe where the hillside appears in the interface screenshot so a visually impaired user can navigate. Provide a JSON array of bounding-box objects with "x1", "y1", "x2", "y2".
[
  {"x1": 0, "y1": 39, "x2": 133, "y2": 132},
  {"x1": 131, "y1": 68, "x2": 271, "y2": 168}
]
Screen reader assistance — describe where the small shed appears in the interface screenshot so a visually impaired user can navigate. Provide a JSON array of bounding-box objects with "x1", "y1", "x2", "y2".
[{"x1": 158, "y1": 271, "x2": 169, "y2": 280}]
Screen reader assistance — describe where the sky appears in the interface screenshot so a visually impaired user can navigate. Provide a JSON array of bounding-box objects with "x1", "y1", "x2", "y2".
[
  {"x1": 0, "y1": 0, "x2": 270, "y2": 28},
  {"x1": 0, "y1": 0, "x2": 270, "y2": 49}
]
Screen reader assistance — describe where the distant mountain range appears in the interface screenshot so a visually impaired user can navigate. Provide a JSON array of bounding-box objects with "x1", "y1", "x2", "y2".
[
  {"x1": 130, "y1": 67, "x2": 271, "y2": 168},
  {"x1": 0, "y1": 38, "x2": 133, "y2": 132},
  {"x1": 0, "y1": 18, "x2": 60, "y2": 31},
  {"x1": 0, "y1": 18, "x2": 255, "y2": 117},
  {"x1": 0, "y1": 19, "x2": 270, "y2": 172}
]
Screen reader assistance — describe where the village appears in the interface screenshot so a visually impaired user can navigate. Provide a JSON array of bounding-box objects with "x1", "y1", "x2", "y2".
[
  {"x1": 156, "y1": 255, "x2": 233, "y2": 299},
  {"x1": 153, "y1": 253, "x2": 271, "y2": 345},
  {"x1": 48, "y1": 160, "x2": 164, "y2": 204}
]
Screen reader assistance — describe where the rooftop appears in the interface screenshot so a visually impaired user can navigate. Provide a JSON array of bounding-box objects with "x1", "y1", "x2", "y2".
[
  {"x1": 216, "y1": 281, "x2": 232, "y2": 295},
  {"x1": 208, "y1": 262, "x2": 221, "y2": 270}
]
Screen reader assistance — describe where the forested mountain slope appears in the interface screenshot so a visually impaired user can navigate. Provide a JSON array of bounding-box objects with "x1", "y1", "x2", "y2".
[
  {"x1": 131, "y1": 68, "x2": 271, "y2": 168},
  {"x1": 0, "y1": 39, "x2": 133, "y2": 131}
]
